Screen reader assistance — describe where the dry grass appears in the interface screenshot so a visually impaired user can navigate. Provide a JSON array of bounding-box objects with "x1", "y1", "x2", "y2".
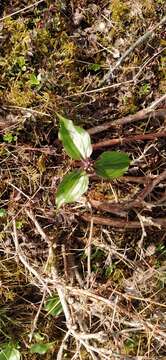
[{"x1": 0, "y1": 0, "x2": 166, "y2": 359}]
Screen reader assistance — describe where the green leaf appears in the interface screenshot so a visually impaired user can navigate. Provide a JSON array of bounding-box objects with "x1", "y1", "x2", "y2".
[
  {"x1": 88, "y1": 63, "x2": 101, "y2": 71},
  {"x1": 29, "y1": 73, "x2": 40, "y2": 87},
  {"x1": 56, "y1": 170, "x2": 89, "y2": 208},
  {"x1": 57, "y1": 114, "x2": 92, "y2": 160},
  {"x1": 17, "y1": 56, "x2": 26, "y2": 69},
  {"x1": 30, "y1": 343, "x2": 54, "y2": 355},
  {"x1": 0, "y1": 345, "x2": 20, "y2": 360},
  {"x1": 3, "y1": 133, "x2": 14, "y2": 143},
  {"x1": 44, "y1": 294, "x2": 63, "y2": 316},
  {"x1": 0, "y1": 209, "x2": 7, "y2": 217},
  {"x1": 16, "y1": 220, "x2": 24, "y2": 230},
  {"x1": 34, "y1": 333, "x2": 45, "y2": 342},
  {"x1": 95, "y1": 151, "x2": 130, "y2": 179}
]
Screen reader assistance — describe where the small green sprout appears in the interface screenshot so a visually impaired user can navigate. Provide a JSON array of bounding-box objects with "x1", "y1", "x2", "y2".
[
  {"x1": 3, "y1": 133, "x2": 17, "y2": 144},
  {"x1": 56, "y1": 114, "x2": 130, "y2": 208}
]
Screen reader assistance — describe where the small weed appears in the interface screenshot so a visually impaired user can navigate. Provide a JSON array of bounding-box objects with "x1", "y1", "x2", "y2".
[
  {"x1": 29, "y1": 73, "x2": 41, "y2": 88},
  {"x1": 0, "y1": 209, "x2": 7, "y2": 218},
  {"x1": 88, "y1": 63, "x2": 101, "y2": 72},
  {"x1": 44, "y1": 294, "x2": 63, "y2": 317},
  {"x1": 0, "y1": 343, "x2": 21, "y2": 360},
  {"x1": 139, "y1": 83, "x2": 151, "y2": 96},
  {"x1": 15, "y1": 221, "x2": 24, "y2": 230},
  {"x1": 156, "y1": 243, "x2": 166, "y2": 255},
  {"x1": 55, "y1": 114, "x2": 130, "y2": 208},
  {"x1": 30, "y1": 342, "x2": 54, "y2": 355},
  {"x1": 3, "y1": 133, "x2": 17, "y2": 143},
  {"x1": 105, "y1": 264, "x2": 116, "y2": 278},
  {"x1": 124, "y1": 337, "x2": 138, "y2": 355}
]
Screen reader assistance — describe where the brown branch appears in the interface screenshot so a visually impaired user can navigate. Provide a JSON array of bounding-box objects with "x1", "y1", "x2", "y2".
[
  {"x1": 88, "y1": 108, "x2": 166, "y2": 135},
  {"x1": 155, "y1": 191, "x2": 166, "y2": 205},
  {"x1": 81, "y1": 213, "x2": 166, "y2": 228},
  {"x1": 89, "y1": 199, "x2": 128, "y2": 217},
  {"x1": 89, "y1": 170, "x2": 166, "y2": 215},
  {"x1": 90, "y1": 175, "x2": 156, "y2": 184},
  {"x1": 93, "y1": 131, "x2": 166, "y2": 149},
  {"x1": 89, "y1": 198, "x2": 151, "y2": 217},
  {"x1": 138, "y1": 169, "x2": 166, "y2": 201},
  {"x1": 117, "y1": 175, "x2": 155, "y2": 184}
]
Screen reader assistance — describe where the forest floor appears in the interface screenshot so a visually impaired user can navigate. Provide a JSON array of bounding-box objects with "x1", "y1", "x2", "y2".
[{"x1": 0, "y1": 0, "x2": 166, "y2": 359}]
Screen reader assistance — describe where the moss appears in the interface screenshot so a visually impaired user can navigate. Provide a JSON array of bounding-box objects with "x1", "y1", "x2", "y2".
[
  {"x1": 122, "y1": 95, "x2": 138, "y2": 114},
  {"x1": 33, "y1": 28, "x2": 56, "y2": 56},
  {"x1": 60, "y1": 41, "x2": 77, "y2": 60},
  {"x1": 140, "y1": 0, "x2": 155, "y2": 14},
  {"x1": 7, "y1": 82, "x2": 35, "y2": 107},
  {"x1": 2, "y1": 18, "x2": 31, "y2": 72},
  {"x1": 154, "y1": 0, "x2": 165, "y2": 4},
  {"x1": 110, "y1": 0, "x2": 129, "y2": 28},
  {"x1": 159, "y1": 56, "x2": 166, "y2": 73},
  {"x1": 159, "y1": 79, "x2": 166, "y2": 94},
  {"x1": 139, "y1": 82, "x2": 151, "y2": 96}
]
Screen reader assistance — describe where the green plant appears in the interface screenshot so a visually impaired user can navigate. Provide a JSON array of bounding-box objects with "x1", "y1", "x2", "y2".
[
  {"x1": 0, "y1": 209, "x2": 7, "y2": 217},
  {"x1": 0, "y1": 343, "x2": 21, "y2": 360},
  {"x1": 44, "y1": 294, "x2": 63, "y2": 316},
  {"x1": 30, "y1": 342, "x2": 54, "y2": 355},
  {"x1": 139, "y1": 82, "x2": 151, "y2": 96},
  {"x1": 16, "y1": 56, "x2": 26, "y2": 71},
  {"x1": 28, "y1": 73, "x2": 41, "y2": 87},
  {"x1": 56, "y1": 114, "x2": 130, "y2": 208},
  {"x1": 3, "y1": 133, "x2": 17, "y2": 144},
  {"x1": 88, "y1": 63, "x2": 101, "y2": 72}
]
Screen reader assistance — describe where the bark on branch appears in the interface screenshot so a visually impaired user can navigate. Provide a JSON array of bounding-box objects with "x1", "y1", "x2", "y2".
[
  {"x1": 81, "y1": 214, "x2": 166, "y2": 228},
  {"x1": 88, "y1": 108, "x2": 166, "y2": 135},
  {"x1": 93, "y1": 131, "x2": 166, "y2": 149}
]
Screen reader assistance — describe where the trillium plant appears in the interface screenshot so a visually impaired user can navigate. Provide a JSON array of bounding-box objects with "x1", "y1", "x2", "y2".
[{"x1": 56, "y1": 114, "x2": 130, "y2": 208}]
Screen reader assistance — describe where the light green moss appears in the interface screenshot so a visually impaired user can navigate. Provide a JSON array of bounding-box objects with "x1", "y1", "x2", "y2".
[
  {"x1": 2, "y1": 18, "x2": 31, "y2": 71},
  {"x1": 7, "y1": 82, "x2": 35, "y2": 107},
  {"x1": 110, "y1": 0, "x2": 129, "y2": 28}
]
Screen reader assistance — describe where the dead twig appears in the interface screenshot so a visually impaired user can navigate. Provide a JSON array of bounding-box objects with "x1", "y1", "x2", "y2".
[
  {"x1": 18, "y1": 210, "x2": 99, "y2": 359},
  {"x1": 92, "y1": 130, "x2": 166, "y2": 149},
  {"x1": 0, "y1": 144, "x2": 57, "y2": 155},
  {"x1": 86, "y1": 217, "x2": 94, "y2": 288},
  {"x1": 91, "y1": 175, "x2": 157, "y2": 184},
  {"x1": 133, "y1": 48, "x2": 166, "y2": 81},
  {"x1": 149, "y1": 93, "x2": 166, "y2": 109},
  {"x1": 65, "y1": 80, "x2": 133, "y2": 98},
  {"x1": 136, "y1": 213, "x2": 147, "y2": 256},
  {"x1": 0, "y1": 0, "x2": 45, "y2": 22},
  {"x1": 81, "y1": 213, "x2": 166, "y2": 228},
  {"x1": 101, "y1": 15, "x2": 166, "y2": 83},
  {"x1": 89, "y1": 170, "x2": 166, "y2": 216},
  {"x1": 29, "y1": 290, "x2": 46, "y2": 342},
  {"x1": 7, "y1": 181, "x2": 31, "y2": 201},
  {"x1": 25, "y1": 209, "x2": 51, "y2": 245},
  {"x1": 57, "y1": 330, "x2": 71, "y2": 360},
  {"x1": 138, "y1": 169, "x2": 166, "y2": 201},
  {"x1": 114, "y1": 289, "x2": 166, "y2": 310},
  {"x1": 88, "y1": 108, "x2": 166, "y2": 135},
  {"x1": 3, "y1": 105, "x2": 51, "y2": 117},
  {"x1": 12, "y1": 219, "x2": 51, "y2": 294},
  {"x1": 89, "y1": 199, "x2": 127, "y2": 217}
]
